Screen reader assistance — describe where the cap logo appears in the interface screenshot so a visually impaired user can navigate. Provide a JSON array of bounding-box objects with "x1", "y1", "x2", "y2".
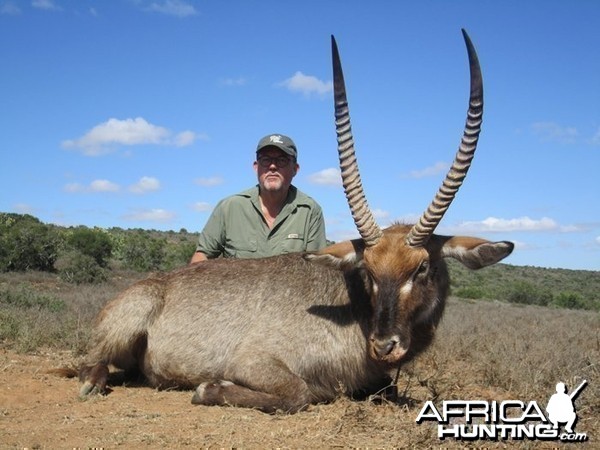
[{"x1": 269, "y1": 135, "x2": 284, "y2": 144}]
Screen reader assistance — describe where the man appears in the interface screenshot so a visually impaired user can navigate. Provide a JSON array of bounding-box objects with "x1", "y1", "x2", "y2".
[{"x1": 190, "y1": 134, "x2": 327, "y2": 263}]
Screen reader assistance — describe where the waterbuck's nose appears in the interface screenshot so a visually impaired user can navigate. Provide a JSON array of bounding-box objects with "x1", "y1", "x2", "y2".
[{"x1": 370, "y1": 336, "x2": 401, "y2": 359}]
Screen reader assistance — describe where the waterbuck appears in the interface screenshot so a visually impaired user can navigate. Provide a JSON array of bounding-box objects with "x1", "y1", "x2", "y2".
[{"x1": 77, "y1": 30, "x2": 514, "y2": 413}]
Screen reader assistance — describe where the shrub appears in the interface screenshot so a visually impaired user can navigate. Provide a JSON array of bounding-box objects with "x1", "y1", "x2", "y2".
[
  {"x1": 55, "y1": 250, "x2": 108, "y2": 284},
  {"x1": 163, "y1": 239, "x2": 197, "y2": 270},
  {"x1": 120, "y1": 231, "x2": 166, "y2": 271},
  {"x1": 453, "y1": 286, "x2": 487, "y2": 299},
  {"x1": 552, "y1": 292, "x2": 588, "y2": 310},
  {"x1": 506, "y1": 281, "x2": 552, "y2": 307},
  {"x1": 0, "y1": 214, "x2": 62, "y2": 272},
  {"x1": 66, "y1": 227, "x2": 113, "y2": 267}
]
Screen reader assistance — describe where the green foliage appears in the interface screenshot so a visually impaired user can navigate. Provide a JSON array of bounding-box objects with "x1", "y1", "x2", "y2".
[
  {"x1": 111, "y1": 228, "x2": 195, "y2": 271},
  {"x1": 506, "y1": 281, "x2": 552, "y2": 306},
  {"x1": 163, "y1": 239, "x2": 197, "y2": 270},
  {"x1": 66, "y1": 227, "x2": 113, "y2": 267},
  {"x1": 0, "y1": 214, "x2": 196, "y2": 280},
  {"x1": 0, "y1": 213, "x2": 62, "y2": 272},
  {"x1": 55, "y1": 249, "x2": 108, "y2": 284},
  {"x1": 448, "y1": 260, "x2": 599, "y2": 311},
  {"x1": 119, "y1": 231, "x2": 167, "y2": 271},
  {"x1": 552, "y1": 292, "x2": 590, "y2": 310},
  {"x1": 453, "y1": 286, "x2": 486, "y2": 300}
]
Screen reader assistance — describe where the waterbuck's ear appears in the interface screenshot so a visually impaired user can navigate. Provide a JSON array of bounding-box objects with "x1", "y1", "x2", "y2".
[
  {"x1": 439, "y1": 236, "x2": 514, "y2": 270},
  {"x1": 304, "y1": 239, "x2": 366, "y2": 271}
]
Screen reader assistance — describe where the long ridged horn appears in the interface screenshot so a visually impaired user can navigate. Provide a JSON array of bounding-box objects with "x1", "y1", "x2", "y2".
[
  {"x1": 405, "y1": 29, "x2": 483, "y2": 247},
  {"x1": 332, "y1": 35, "x2": 383, "y2": 247}
]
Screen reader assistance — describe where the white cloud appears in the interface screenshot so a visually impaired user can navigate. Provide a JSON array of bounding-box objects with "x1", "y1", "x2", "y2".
[
  {"x1": 32, "y1": 0, "x2": 60, "y2": 11},
  {"x1": 173, "y1": 130, "x2": 198, "y2": 147},
  {"x1": 146, "y1": 0, "x2": 197, "y2": 17},
  {"x1": 194, "y1": 176, "x2": 224, "y2": 187},
  {"x1": 219, "y1": 77, "x2": 247, "y2": 87},
  {"x1": 307, "y1": 168, "x2": 341, "y2": 186},
  {"x1": 591, "y1": 127, "x2": 600, "y2": 146},
  {"x1": 452, "y1": 216, "x2": 582, "y2": 233},
  {"x1": 402, "y1": 161, "x2": 449, "y2": 179},
  {"x1": 129, "y1": 176, "x2": 161, "y2": 194},
  {"x1": 123, "y1": 208, "x2": 176, "y2": 223},
  {"x1": 192, "y1": 202, "x2": 212, "y2": 212},
  {"x1": 278, "y1": 72, "x2": 332, "y2": 97},
  {"x1": 64, "y1": 179, "x2": 120, "y2": 193},
  {"x1": 371, "y1": 209, "x2": 389, "y2": 220},
  {"x1": 372, "y1": 209, "x2": 392, "y2": 226},
  {"x1": 595, "y1": 236, "x2": 600, "y2": 246},
  {"x1": 1, "y1": 1, "x2": 21, "y2": 14},
  {"x1": 62, "y1": 117, "x2": 198, "y2": 156},
  {"x1": 531, "y1": 122, "x2": 578, "y2": 144},
  {"x1": 90, "y1": 179, "x2": 120, "y2": 192},
  {"x1": 64, "y1": 183, "x2": 84, "y2": 193}
]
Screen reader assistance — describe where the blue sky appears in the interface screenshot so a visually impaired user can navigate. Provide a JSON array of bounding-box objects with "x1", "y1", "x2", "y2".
[{"x1": 1, "y1": 1, "x2": 598, "y2": 270}]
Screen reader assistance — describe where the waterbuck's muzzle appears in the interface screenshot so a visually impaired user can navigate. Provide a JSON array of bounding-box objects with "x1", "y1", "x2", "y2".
[{"x1": 369, "y1": 334, "x2": 407, "y2": 363}]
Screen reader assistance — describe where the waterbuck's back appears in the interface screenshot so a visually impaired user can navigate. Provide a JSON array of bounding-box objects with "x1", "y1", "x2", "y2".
[{"x1": 124, "y1": 254, "x2": 385, "y2": 400}]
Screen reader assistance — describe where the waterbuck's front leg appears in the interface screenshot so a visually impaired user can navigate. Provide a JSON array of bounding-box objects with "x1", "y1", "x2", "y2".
[{"x1": 191, "y1": 354, "x2": 312, "y2": 414}]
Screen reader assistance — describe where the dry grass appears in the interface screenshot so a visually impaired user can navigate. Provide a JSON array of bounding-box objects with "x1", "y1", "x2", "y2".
[
  {"x1": 421, "y1": 299, "x2": 598, "y2": 399},
  {"x1": 0, "y1": 270, "x2": 145, "y2": 353},
  {"x1": 400, "y1": 298, "x2": 600, "y2": 444}
]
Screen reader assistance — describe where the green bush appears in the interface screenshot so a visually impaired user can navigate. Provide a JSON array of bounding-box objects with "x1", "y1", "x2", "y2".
[
  {"x1": 551, "y1": 292, "x2": 588, "y2": 310},
  {"x1": 66, "y1": 227, "x2": 113, "y2": 267},
  {"x1": 453, "y1": 286, "x2": 487, "y2": 299},
  {"x1": 506, "y1": 281, "x2": 552, "y2": 307},
  {"x1": 163, "y1": 239, "x2": 197, "y2": 270},
  {"x1": 55, "y1": 250, "x2": 108, "y2": 284},
  {"x1": 120, "y1": 231, "x2": 166, "y2": 271},
  {"x1": 0, "y1": 213, "x2": 62, "y2": 272}
]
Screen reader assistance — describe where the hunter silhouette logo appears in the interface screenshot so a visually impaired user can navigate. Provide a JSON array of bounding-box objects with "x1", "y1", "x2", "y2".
[
  {"x1": 416, "y1": 379, "x2": 589, "y2": 442},
  {"x1": 546, "y1": 380, "x2": 587, "y2": 434}
]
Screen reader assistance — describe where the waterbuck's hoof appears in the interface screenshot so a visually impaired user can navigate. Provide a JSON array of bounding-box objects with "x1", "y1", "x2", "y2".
[
  {"x1": 79, "y1": 381, "x2": 106, "y2": 397},
  {"x1": 191, "y1": 380, "x2": 233, "y2": 405},
  {"x1": 78, "y1": 363, "x2": 109, "y2": 398}
]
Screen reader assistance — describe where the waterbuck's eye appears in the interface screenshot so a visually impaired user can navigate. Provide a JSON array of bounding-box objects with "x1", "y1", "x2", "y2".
[{"x1": 413, "y1": 260, "x2": 429, "y2": 279}]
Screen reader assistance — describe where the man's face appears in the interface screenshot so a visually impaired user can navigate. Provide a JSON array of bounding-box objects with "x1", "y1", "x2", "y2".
[{"x1": 254, "y1": 147, "x2": 299, "y2": 194}]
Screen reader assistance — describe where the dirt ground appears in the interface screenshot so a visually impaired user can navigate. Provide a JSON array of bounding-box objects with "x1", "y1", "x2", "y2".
[
  {"x1": 0, "y1": 349, "x2": 438, "y2": 449},
  {"x1": 2, "y1": 348, "x2": 595, "y2": 449}
]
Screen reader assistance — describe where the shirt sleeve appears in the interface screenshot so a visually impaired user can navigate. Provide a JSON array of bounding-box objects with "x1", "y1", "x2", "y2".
[
  {"x1": 196, "y1": 201, "x2": 226, "y2": 258},
  {"x1": 305, "y1": 203, "x2": 327, "y2": 251}
]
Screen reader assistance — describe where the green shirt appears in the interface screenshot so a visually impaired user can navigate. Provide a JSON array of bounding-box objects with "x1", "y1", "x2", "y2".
[{"x1": 196, "y1": 185, "x2": 326, "y2": 259}]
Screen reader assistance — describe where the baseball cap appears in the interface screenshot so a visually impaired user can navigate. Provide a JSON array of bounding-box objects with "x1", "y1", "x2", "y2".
[{"x1": 256, "y1": 134, "x2": 297, "y2": 159}]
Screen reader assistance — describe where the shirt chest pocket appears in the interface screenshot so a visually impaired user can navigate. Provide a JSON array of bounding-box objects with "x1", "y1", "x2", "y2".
[
  {"x1": 280, "y1": 233, "x2": 305, "y2": 254},
  {"x1": 226, "y1": 237, "x2": 258, "y2": 258}
]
